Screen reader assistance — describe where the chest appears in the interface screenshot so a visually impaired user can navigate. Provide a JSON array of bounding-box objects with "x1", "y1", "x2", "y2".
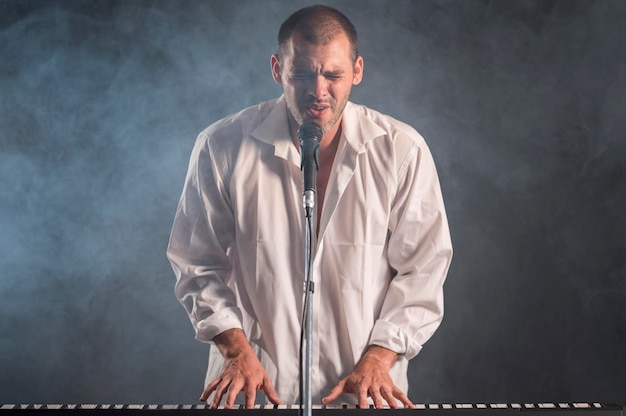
[
  {"x1": 315, "y1": 141, "x2": 340, "y2": 227},
  {"x1": 229, "y1": 137, "x2": 393, "y2": 245}
]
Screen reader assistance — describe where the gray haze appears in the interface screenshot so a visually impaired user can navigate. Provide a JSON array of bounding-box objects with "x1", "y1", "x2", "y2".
[{"x1": 1, "y1": 0, "x2": 624, "y2": 406}]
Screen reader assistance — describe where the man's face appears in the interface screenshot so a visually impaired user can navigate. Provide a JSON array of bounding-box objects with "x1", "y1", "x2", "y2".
[{"x1": 271, "y1": 32, "x2": 363, "y2": 134}]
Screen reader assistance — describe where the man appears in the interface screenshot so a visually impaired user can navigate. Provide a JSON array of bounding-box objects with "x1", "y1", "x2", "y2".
[{"x1": 167, "y1": 4, "x2": 452, "y2": 410}]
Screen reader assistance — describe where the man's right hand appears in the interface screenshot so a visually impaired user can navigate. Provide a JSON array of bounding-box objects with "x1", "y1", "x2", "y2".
[{"x1": 199, "y1": 328, "x2": 281, "y2": 409}]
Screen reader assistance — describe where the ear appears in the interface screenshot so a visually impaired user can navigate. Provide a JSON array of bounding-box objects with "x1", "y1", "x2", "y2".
[
  {"x1": 352, "y1": 56, "x2": 364, "y2": 86},
  {"x1": 270, "y1": 54, "x2": 282, "y2": 84}
]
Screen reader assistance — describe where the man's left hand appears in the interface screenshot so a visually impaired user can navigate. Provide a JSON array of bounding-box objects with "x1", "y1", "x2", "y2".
[{"x1": 321, "y1": 345, "x2": 415, "y2": 409}]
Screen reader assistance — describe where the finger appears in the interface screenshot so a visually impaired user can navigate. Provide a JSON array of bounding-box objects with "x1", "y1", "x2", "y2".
[
  {"x1": 207, "y1": 379, "x2": 230, "y2": 409},
  {"x1": 261, "y1": 376, "x2": 281, "y2": 405},
  {"x1": 356, "y1": 384, "x2": 369, "y2": 409},
  {"x1": 369, "y1": 387, "x2": 385, "y2": 409},
  {"x1": 211, "y1": 379, "x2": 233, "y2": 409},
  {"x1": 380, "y1": 386, "x2": 398, "y2": 409},
  {"x1": 200, "y1": 379, "x2": 219, "y2": 402},
  {"x1": 240, "y1": 384, "x2": 254, "y2": 409},
  {"x1": 321, "y1": 380, "x2": 346, "y2": 404},
  {"x1": 210, "y1": 383, "x2": 227, "y2": 409},
  {"x1": 224, "y1": 378, "x2": 245, "y2": 409},
  {"x1": 393, "y1": 389, "x2": 415, "y2": 409}
]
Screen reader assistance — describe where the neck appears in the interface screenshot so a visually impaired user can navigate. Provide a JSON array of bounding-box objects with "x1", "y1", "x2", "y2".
[{"x1": 288, "y1": 114, "x2": 343, "y2": 152}]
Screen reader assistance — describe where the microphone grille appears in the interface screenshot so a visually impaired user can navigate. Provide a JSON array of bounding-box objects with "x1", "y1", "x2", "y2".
[{"x1": 297, "y1": 121, "x2": 323, "y2": 144}]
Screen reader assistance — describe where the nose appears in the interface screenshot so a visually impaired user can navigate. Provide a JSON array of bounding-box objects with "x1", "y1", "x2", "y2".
[{"x1": 309, "y1": 75, "x2": 328, "y2": 99}]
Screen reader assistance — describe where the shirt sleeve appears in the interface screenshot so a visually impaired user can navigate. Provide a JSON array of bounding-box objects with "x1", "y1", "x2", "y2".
[
  {"x1": 367, "y1": 136, "x2": 453, "y2": 359},
  {"x1": 166, "y1": 131, "x2": 243, "y2": 343}
]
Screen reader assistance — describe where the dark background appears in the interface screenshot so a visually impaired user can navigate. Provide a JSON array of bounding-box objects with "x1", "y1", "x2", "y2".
[{"x1": 1, "y1": 0, "x2": 624, "y2": 407}]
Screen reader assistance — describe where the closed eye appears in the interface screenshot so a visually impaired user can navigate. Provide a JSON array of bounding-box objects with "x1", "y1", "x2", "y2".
[{"x1": 324, "y1": 71, "x2": 344, "y2": 80}]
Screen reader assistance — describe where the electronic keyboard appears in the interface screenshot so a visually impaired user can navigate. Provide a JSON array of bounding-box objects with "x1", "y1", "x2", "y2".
[{"x1": 1, "y1": 402, "x2": 623, "y2": 415}]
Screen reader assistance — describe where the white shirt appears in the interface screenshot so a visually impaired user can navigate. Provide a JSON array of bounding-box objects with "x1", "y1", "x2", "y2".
[{"x1": 167, "y1": 96, "x2": 452, "y2": 404}]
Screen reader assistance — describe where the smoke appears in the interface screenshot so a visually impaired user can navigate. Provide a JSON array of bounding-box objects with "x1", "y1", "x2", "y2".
[
  {"x1": 0, "y1": 1, "x2": 251, "y2": 403},
  {"x1": 1, "y1": 0, "x2": 625, "y2": 406}
]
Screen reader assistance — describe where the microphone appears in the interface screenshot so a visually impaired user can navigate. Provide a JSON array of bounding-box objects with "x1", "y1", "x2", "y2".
[{"x1": 297, "y1": 121, "x2": 322, "y2": 215}]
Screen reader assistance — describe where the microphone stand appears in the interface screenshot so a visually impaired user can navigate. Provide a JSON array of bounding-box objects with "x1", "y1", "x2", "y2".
[
  {"x1": 301, "y1": 200, "x2": 315, "y2": 416},
  {"x1": 298, "y1": 121, "x2": 321, "y2": 416},
  {"x1": 298, "y1": 121, "x2": 323, "y2": 416}
]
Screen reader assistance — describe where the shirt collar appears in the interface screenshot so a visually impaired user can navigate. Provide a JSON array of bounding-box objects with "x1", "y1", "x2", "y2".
[
  {"x1": 250, "y1": 96, "x2": 294, "y2": 161},
  {"x1": 250, "y1": 96, "x2": 388, "y2": 158},
  {"x1": 341, "y1": 102, "x2": 387, "y2": 154}
]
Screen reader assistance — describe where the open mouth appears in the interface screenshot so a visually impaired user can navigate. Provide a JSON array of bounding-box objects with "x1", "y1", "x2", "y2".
[{"x1": 305, "y1": 103, "x2": 329, "y2": 118}]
